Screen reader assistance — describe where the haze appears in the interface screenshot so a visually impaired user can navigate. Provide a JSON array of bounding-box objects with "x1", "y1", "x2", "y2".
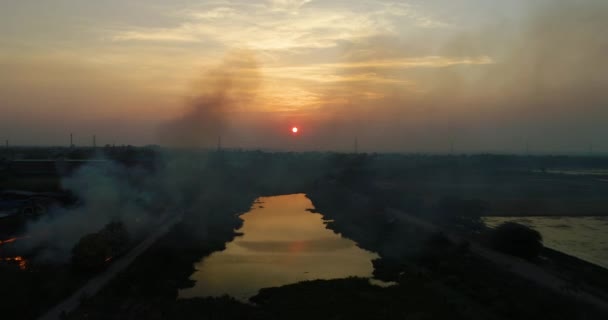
[{"x1": 1, "y1": 0, "x2": 606, "y2": 153}]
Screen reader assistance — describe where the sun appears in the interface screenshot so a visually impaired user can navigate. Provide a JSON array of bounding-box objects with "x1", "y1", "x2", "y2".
[{"x1": 292, "y1": 127, "x2": 298, "y2": 133}]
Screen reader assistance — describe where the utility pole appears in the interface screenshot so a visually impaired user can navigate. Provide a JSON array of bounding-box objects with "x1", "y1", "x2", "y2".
[
  {"x1": 5, "y1": 139, "x2": 10, "y2": 161},
  {"x1": 217, "y1": 136, "x2": 222, "y2": 152},
  {"x1": 93, "y1": 135, "x2": 97, "y2": 148},
  {"x1": 70, "y1": 133, "x2": 74, "y2": 148}
]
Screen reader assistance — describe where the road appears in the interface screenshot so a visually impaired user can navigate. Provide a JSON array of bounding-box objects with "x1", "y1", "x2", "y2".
[
  {"x1": 386, "y1": 208, "x2": 608, "y2": 312},
  {"x1": 39, "y1": 214, "x2": 182, "y2": 320}
]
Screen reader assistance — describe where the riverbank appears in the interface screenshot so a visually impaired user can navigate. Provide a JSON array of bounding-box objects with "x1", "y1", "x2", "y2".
[
  {"x1": 5, "y1": 150, "x2": 606, "y2": 319},
  {"x1": 484, "y1": 216, "x2": 608, "y2": 269},
  {"x1": 306, "y1": 180, "x2": 608, "y2": 319}
]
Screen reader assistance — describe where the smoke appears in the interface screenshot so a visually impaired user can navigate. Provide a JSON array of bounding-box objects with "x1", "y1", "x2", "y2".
[
  {"x1": 20, "y1": 160, "x2": 159, "y2": 262},
  {"x1": 159, "y1": 50, "x2": 261, "y2": 148},
  {"x1": 18, "y1": 148, "x2": 228, "y2": 262},
  {"x1": 300, "y1": 0, "x2": 608, "y2": 153},
  {"x1": 433, "y1": 0, "x2": 608, "y2": 152},
  {"x1": 150, "y1": 1, "x2": 608, "y2": 153},
  {"x1": 17, "y1": 50, "x2": 285, "y2": 262},
  {"x1": 14, "y1": 2, "x2": 607, "y2": 261}
]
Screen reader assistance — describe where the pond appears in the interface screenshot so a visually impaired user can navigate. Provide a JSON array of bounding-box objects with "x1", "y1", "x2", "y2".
[
  {"x1": 179, "y1": 193, "x2": 383, "y2": 300},
  {"x1": 483, "y1": 216, "x2": 608, "y2": 269}
]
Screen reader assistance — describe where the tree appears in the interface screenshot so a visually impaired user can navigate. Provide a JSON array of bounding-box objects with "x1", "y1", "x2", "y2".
[
  {"x1": 71, "y1": 233, "x2": 112, "y2": 271},
  {"x1": 490, "y1": 222, "x2": 543, "y2": 260},
  {"x1": 100, "y1": 221, "x2": 129, "y2": 253},
  {"x1": 71, "y1": 221, "x2": 129, "y2": 271}
]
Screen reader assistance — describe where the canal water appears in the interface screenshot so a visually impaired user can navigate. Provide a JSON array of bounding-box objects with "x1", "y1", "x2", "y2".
[
  {"x1": 179, "y1": 193, "x2": 382, "y2": 300},
  {"x1": 483, "y1": 216, "x2": 608, "y2": 269}
]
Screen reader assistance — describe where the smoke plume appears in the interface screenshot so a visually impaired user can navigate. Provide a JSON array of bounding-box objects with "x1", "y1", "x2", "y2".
[
  {"x1": 290, "y1": 0, "x2": 608, "y2": 153},
  {"x1": 20, "y1": 161, "x2": 157, "y2": 261},
  {"x1": 159, "y1": 50, "x2": 261, "y2": 148}
]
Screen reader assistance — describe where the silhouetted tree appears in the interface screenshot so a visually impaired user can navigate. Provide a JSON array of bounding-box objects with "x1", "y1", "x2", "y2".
[
  {"x1": 99, "y1": 221, "x2": 130, "y2": 253},
  {"x1": 72, "y1": 233, "x2": 112, "y2": 271},
  {"x1": 72, "y1": 221, "x2": 129, "y2": 271},
  {"x1": 490, "y1": 222, "x2": 543, "y2": 260}
]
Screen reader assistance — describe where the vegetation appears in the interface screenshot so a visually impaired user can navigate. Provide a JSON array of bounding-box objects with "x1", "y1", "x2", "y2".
[
  {"x1": 490, "y1": 222, "x2": 543, "y2": 260},
  {"x1": 72, "y1": 221, "x2": 130, "y2": 271},
  {"x1": 1, "y1": 148, "x2": 608, "y2": 319}
]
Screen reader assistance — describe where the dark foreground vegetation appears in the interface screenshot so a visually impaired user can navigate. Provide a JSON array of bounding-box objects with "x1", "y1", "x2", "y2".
[
  {"x1": 1, "y1": 146, "x2": 608, "y2": 319},
  {"x1": 489, "y1": 222, "x2": 543, "y2": 260}
]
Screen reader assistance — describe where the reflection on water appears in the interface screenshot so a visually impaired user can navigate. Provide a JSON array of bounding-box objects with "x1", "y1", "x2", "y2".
[
  {"x1": 483, "y1": 216, "x2": 608, "y2": 269},
  {"x1": 179, "y1": 194, "x2": 380, "y2": 300}
]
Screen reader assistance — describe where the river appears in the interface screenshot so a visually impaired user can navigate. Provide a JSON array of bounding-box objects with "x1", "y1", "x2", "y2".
[{"x1": 179, "y1": 193, "x2": 385, "y2": 300}]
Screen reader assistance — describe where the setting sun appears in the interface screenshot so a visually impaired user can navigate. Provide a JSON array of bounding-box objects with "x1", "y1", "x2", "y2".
[{"x1": 292, "y1": 127, "x2": 298, "y2": 133}]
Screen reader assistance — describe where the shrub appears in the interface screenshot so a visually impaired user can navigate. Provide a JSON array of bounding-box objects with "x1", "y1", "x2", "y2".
[
  {"x1": 490, "y1": 222, "x2": 543, "y2": 260},
  {"x1": 72, "y1": 221, "x2": 129, "y2": 271},
  {"x1": 71, "y1": 233, "x2": 112, "y2": 271}
]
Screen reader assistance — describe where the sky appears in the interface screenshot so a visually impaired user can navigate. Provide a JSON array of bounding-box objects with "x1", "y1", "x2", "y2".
[{"x1": 1, "y1": 0, "x2": 607, "y2": 153}]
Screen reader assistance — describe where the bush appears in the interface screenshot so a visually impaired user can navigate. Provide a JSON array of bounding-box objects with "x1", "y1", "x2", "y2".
[
  {"x1": 72, "y1": 221, "x2": 129, "y2": 271},
  {"x1": 490, "y1": 222, "x2": 543, "y2": 260},
  {"x1": 100, "y1": 221, "x2": 130, "y2": 252},
  {"x1": 72, "y1": 233, "x2": 113, "y2": 271}
]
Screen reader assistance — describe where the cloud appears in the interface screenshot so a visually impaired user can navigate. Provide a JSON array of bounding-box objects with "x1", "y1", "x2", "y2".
[
  {"x1": 379, "y1": 2, "x2": 449, "y2": 28},
  {"x1": 3, "y1": 0, "x2": 607, "y2": 152},
  {"x1": 268, "y1": 0, "x2": 312, "y2": 13},
  {"x1": 261, "y1": 56, "x2": 493, "y2": 83},
  {"x1": 112, "y1": 29, "x2": 200, "y2": 42},
  {"x1": 110, "y1": 1, "x2": 447, "y2": 51},
  {"x1": 187, "y1": 7, "x2": 237, "y2": 19}
]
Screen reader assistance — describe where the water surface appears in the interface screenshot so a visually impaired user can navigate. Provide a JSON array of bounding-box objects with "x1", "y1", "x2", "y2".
[
  {"x1": 179, "y1": 193, "x2": 380, "y2": 300},
  {"x1": 483, "y1": 216, "x2": 608, "y2": 269}
]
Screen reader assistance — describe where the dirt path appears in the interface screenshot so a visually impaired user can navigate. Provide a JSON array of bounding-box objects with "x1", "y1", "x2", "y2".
[
  {"x1": 39, "y1": 214, "x2": 182, "y2": 320},
  {"x1": 386, "y1": 208, "x2": 608, "y2": 312}
]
